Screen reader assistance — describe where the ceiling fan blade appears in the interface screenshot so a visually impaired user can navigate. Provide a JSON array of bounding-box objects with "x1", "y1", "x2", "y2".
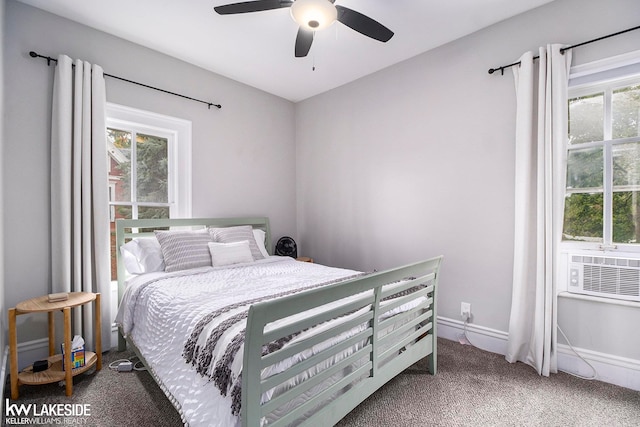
[
  {"x1": 214, "y1": 0, "x2": 292, "y2": 15},
  {"x1": 295, "y1": 28, "x2": 314, "y2": 58},
  {"x1": 335, "y1": 5, "x2": 394, "y2": 42}
]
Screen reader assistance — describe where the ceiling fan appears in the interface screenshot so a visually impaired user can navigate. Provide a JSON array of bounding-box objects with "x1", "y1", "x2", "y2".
[{"x1": 214, "y1": 0, "x2": 394, "y2": 58}]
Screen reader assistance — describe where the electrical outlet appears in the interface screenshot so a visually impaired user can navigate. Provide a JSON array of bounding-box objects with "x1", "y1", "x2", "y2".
[{"x1": 461, "y1": 302, "x2": 471, "y2": 319}]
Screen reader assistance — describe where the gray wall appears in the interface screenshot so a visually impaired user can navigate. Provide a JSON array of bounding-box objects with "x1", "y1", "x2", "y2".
[
  {"x1": 3, "y1": 0, "x2": 296, "y2": 341},
  {"x1": 3, "y1": 0, "x2": 640, "y2": 371},
  {"x1": 0, "y1": 0, "x2": 6, "y2": 368},
  {"x1": 295, "y1": 0, "x2": 640, "y2": 360}
]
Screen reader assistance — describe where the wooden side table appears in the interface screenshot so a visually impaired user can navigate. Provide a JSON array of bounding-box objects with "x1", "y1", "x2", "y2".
[{"x1": 8, "y1": 292, "x2": 102, "y2": 399}]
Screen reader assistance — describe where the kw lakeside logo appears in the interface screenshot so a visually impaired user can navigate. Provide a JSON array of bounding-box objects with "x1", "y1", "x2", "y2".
[{"x1": 4, "y1": 400, "x2": 91, "y2": 425}]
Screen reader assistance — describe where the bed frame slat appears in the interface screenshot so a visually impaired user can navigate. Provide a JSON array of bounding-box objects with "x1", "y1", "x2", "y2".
[
  {"x1": 261, "y1": 293, "x2": 375, "y2": 345},
  {"x1": 378, "y1": 302, "x2": 431, "y2": 331},
  {"x1": 261, "y1": 310, "x2": 373, "y2": 369},
  {"x1": 377, "y1": 312, "x2": 433, "y2": 349},
  {"x1": 269, "y1": 362, "x2": 372, "y2": 427},
  {"x1": 380, "y1": 288, "x2": 433, "y2": 315},
  {"x1": 378, "y1": 327, "x2": 434, "y2": 363},
  {"x1": 260, "y1": 327, "x2": 373, "y2": 394},
  {"x1": 380, "y1": 274, "x2": 435, "y2": 299},
  {"x1": 260, "y1": 344, "x2": 372, "y2": 417}
]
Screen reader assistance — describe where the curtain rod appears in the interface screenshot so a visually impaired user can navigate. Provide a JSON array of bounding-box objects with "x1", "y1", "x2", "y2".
[
  {"x1": 29, "y1": 51, "x2": 222, "y2": 109},
  {"x1": 488, "y1": 24, "x2": 640, "y2": 75}
]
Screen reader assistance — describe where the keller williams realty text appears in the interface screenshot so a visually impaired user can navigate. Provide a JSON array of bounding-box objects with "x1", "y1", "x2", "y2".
[{"x1": 5, "y1": 400, "x2": 91, "y2": 417}]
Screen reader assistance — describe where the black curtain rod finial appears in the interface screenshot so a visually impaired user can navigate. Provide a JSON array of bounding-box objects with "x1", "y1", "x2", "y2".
[
  {"x1": 30, "y1": 50, "x2": 57, "y2": 66},
  {"x1": 487, "y1": 67, "x2": 506, "y2": 75}
]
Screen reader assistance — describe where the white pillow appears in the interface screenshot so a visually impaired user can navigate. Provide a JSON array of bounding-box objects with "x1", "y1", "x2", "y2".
[
  {"x1": 208, "y1": 241, "x2": 254, "y2": 267},
  {"x1": 155, "y1": 229, "x2": 213, "y2": 272},
  {"x1": 252, "y1": 229, "x2": 269, "y2": 258},
  {"x1": 120, "y1": 238, "x2": 165, "y2": 275}
]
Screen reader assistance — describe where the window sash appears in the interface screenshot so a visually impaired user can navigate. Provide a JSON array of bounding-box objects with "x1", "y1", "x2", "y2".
[
  {"x1": 106, "y1": 103, "x2": 192, "y2": 219},
  {"x1": 565, "y1": 75, "x2": 640, "y2": 252}
]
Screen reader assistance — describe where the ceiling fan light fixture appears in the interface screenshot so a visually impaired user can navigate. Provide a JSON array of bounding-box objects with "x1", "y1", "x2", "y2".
[{"x1": 290, "y1": 0, "x2": 337, "y2": 31}]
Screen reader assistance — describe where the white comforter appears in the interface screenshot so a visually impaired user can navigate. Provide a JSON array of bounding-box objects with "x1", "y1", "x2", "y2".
[{"x1": 115, "y1": 256, "x2": 362, "y2": 427}]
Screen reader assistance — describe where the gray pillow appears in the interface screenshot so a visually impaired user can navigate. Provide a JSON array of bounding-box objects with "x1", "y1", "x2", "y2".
[
  {"x1": 155, "y1": 228, "x2": 213, "y2": 272},
  {"x1": 209, "y1": 225, "x2": 264, "y2": 260}
]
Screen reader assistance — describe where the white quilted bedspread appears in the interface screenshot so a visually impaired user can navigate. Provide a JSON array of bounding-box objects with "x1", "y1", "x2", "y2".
[{"x1": 115, "y1": 256, "x2": 360, "y2": 427}]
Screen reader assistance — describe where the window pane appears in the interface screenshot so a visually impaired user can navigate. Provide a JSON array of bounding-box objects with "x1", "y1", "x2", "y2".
[
  {"x1": 566, "y1": 147, "x2": 603, "y2": 189},
  {"x1": 613, "y1": 191, "x2": 640, "y2": 244},
  {"x1": 613, "y1": 142, "x2": 640, "y2": 187},
  {"x1": 563, "y1": 193, "x2": 604, "y2": 242},
  {"x1": 139, "y1": 205, "x2": 170, "y2": 220},
  {"x1": 136, "y1": 133, "x2": 168, "y2": 203},
  {"x1": 109, "y1": 205, "x2": 132, "y2": 280},
  {"x1": 612, "y1": 85, "x2": 640, "y2": 139},
  {"x1": 568, "y1": 93, "x2": 604, "y2": 144},
  {"x1": 613, "y1": 141, "x2": 640, "y2": 245},
  {"x1": 107, "y1": 128, "x2": 131, "y2": 202}
]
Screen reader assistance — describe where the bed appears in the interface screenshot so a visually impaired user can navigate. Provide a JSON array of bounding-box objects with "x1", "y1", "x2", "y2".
[{"x1": 114, "y1": 217, "x2": 442, "y2": 427}]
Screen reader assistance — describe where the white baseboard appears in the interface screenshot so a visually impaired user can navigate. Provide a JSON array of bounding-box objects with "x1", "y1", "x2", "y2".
[
  {"x1": 437, "y1": 316, "x2": 509, "y2": 355},
  {"x1": 437, "y1": 315, "x2": 640, "y2": 391},
  {"x1": 557, "y1": 343, "x2": 640, "y2": 391}
]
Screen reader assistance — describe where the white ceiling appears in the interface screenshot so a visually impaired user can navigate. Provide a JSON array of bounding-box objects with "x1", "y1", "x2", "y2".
[{"x1": 16, "y1": 0, "x2": 556, "y2": 102}]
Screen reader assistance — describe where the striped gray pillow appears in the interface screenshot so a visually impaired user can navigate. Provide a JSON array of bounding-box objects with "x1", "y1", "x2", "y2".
[
  {"x1": 209, "y1": 225, "x2": 264, "y2": 260},
  {"x1": 155, "y1": 228, "x2": 213, "y2": 272}
]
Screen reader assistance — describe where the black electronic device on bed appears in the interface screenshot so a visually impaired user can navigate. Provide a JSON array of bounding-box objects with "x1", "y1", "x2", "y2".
[{"x1": 275, "y1": 236, "x2": 297, "y2": 258}]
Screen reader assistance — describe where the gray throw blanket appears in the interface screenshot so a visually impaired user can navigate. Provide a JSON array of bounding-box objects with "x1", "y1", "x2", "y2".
[{"x1": 183, "y1": 273, "x2": 367, "y2": 414}]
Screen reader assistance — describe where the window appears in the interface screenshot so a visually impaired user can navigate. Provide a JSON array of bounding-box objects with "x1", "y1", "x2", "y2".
[
  {"x1": 107, "y1": 104, "x2": 192, "y2": 279},
  {"x1": 563, "y1": 75, "x2": 640, "y2": 251}
]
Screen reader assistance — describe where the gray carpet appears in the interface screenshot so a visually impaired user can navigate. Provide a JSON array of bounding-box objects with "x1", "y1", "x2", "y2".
[{"x1": 4, "y1": 338, "x2": 639, "y2": 426}]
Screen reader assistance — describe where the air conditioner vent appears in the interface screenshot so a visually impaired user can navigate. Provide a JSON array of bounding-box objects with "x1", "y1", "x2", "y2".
[{"x1": 569, "y1": 254, "x2": 640, "y2": 302}]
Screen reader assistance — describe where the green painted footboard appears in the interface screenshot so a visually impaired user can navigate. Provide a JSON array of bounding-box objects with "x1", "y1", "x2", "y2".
[{"x1": 241, "y1": 256, "x2": 442, "y2": 427}]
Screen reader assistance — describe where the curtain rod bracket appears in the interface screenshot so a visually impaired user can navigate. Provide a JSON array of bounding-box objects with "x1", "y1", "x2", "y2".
[{"x1": 29, "y1": 50, "x2": 222, "y2": 109}]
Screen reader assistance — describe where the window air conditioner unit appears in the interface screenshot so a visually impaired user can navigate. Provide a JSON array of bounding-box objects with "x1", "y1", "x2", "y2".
[{"x1": 568, "y1": 254, "x2": 640, "y2": 302}]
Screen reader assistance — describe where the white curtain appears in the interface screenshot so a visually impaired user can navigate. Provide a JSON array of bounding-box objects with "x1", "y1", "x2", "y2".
[
  {"x1": 51, "y1": 54, "x2": 110, "y2": 352},
  {"x1": 506, "y1": 45, "x2": 572, "y2": 376}
]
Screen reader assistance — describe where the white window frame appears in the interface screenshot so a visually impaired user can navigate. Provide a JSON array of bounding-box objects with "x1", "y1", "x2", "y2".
[
  {"x1": 106, "y1": 103, "x2": 192, "y2": 219},
  {"x1": 563, "y1": 50, "x2": 640, "y2": 255}
]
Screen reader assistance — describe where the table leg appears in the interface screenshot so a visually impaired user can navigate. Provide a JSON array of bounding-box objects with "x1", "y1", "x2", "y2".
[
  {"x1": 48, "y1": 312, "x2": 55, "y2": 357},
  {"x1": 95, "y1": 293, "x2": 102, "y2": 370},
  {"x1": 63, "y1": 307, "x2": 72, "y2": 397},
  {"x1": 9, "y1": 308, "x2": 19, "y2": 400}
]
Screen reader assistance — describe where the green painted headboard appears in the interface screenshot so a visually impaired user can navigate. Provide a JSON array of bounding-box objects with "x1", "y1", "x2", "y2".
[{"x1": 115, "y1": 216, "x2": 271, "y2": 305}]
